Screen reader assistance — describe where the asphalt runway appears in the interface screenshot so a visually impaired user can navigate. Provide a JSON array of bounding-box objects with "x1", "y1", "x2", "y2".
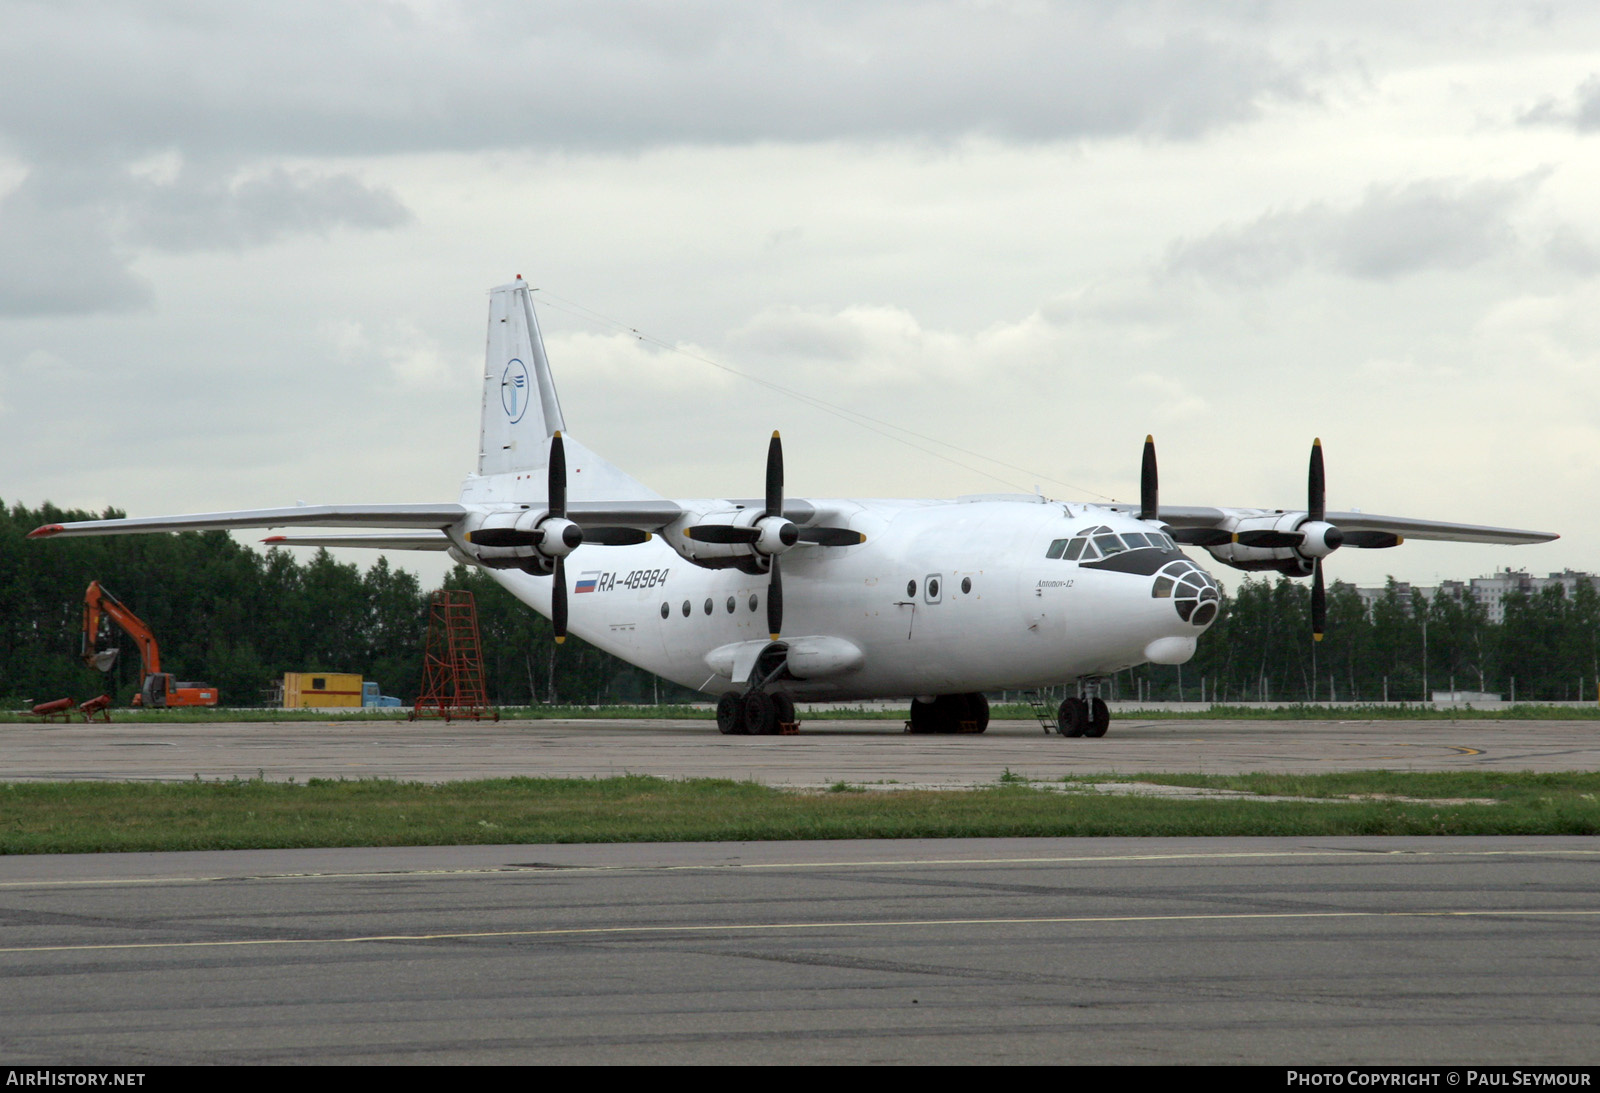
[
  {"x1": 6, "y1": 718, "x2": 1598, "y2": 1065},
  {"x1": 2, "y1": 837, "x2": 1597, "y2": 1064},
  {"x1": 4, "y1": 716, "x2": 1600, "y2": 786}
]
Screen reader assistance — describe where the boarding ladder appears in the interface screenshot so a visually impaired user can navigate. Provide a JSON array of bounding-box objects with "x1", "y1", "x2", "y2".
[{"x1": 1023, "y1": 690, "x2": 1058, "y2": 735}]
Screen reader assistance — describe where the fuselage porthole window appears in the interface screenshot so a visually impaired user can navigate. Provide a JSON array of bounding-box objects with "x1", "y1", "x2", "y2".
[
  {"x1": 726, "y1": 596, "x2": 736, "y2": 614},
  {"x1": 961, "y1": 577, "x2": 972, "y2": 594},
  {"x1": 749, "y1": 594, "x2": 759, "y2": 612},
  {"x1": 682, "y1": 600, "x2": 691, "y2": 618},
  {"x1": 925, "y1": 575, "x2": 941, "y2": 604},
  {"x1": 704, "y1": 598, "x2": 713, "y2": 616},
  {"x1": 660, "y1": 602, "x2": 670, "y2": 619},
  {"x1": 906, "y1": 579, "x2": 917, "y2": 598}
]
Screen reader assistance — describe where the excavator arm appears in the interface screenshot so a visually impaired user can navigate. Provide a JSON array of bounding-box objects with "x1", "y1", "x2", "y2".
[{"x1": 82, "y1": 581, "x2": 161, "y2": 677}]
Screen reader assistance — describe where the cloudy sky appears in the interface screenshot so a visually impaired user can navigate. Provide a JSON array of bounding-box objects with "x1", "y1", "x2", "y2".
[{"x1": 4, "y1": 0, "x2": 1599, "y2": 592}]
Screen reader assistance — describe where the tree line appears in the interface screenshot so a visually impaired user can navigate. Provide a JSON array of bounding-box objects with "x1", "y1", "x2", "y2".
[
  {"x1": 4, "y1": 497, "x2": 1594, "y2": 707},
  {"x1": 1, "y1": 499, "x2": 693, "y2": 708},
  {"x1": 1130, "y1": 575, "x2": 1600, "y2": 704}
]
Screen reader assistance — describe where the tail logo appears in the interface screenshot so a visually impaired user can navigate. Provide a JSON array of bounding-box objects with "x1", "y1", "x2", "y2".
[{"x1": 501, "y1": 358, "x2": 531, "y2": 423}]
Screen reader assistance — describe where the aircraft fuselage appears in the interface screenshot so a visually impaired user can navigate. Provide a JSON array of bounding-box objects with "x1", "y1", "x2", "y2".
[{"x1": 487, "y1": 497, "x2": 1215, "y2": 700}]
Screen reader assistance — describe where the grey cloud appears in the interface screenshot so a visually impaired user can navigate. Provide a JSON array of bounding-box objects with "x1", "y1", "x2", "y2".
[
  {"x1": 0, "y1": 161, "x2": 409, "y2": 316},
  {"x1": 0, "y1": 2, "x2": 1309, "y2": 164},
  {"x1": 0, "y1": 1, "x2": 1306, "y2": 317},
  {"x1": 1519, "y1": 74, "x2": 1600, "y2": 131},
  {"x1": 1166, "y1": 177, "x2": 1535, "y2": 285},
  {"x1": 0, "y1": 170, "x2": 151, "y2": 316},
  {"x1": 126, "y1": 166, "x2": 411, "y2": 251}
]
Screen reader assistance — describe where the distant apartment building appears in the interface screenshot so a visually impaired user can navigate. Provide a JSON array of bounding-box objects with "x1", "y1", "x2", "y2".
[{"x1": 1353, "y1": 569, "x2": 1596, "y2": 623}]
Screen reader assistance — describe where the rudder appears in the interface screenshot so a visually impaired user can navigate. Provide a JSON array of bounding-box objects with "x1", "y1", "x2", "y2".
[{"x1": 480, "y1": 277, "x2": 565, "y2": 476}]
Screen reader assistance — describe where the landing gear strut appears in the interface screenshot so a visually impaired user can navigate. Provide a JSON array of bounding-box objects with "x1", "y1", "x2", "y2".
[
  {"x1": 1057, "y1": 680, "x2": 1110, "y2": 738},
  {"x1": 907, "y1": 693, "x2": 990, "y2": 734}
]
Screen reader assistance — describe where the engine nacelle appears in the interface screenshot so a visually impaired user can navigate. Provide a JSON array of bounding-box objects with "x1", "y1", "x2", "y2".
[
  {"x1": 457, "y1": 509, "x2": 582, "y2": 570},
  {"x1": 670, "y1": 509, "x2": 797, "y2": 570},
  {"x1": 1202, "y1": 511, "x2": 1343, "y2": 576}
]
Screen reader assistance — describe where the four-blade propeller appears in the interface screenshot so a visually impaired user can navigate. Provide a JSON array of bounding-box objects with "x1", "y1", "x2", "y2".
[
  {"x1": 1142, "y1": 436, "x2": 1350, "y2": 641},
  {"x1": 681, "y1": 431, "x2": 866, "y2": 641}
]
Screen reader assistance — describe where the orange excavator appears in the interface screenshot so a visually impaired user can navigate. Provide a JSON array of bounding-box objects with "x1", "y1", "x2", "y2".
[{"x1": 82, "y1": 581, "x2": 219, "y2": 708}]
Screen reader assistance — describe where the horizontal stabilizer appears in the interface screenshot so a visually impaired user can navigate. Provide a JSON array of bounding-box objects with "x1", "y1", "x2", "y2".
[{"x1": 262, "y1": 532, "x2": 454, "y2": 551}]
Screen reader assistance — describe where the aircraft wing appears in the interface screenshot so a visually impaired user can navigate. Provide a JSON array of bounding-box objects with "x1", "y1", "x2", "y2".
[
  {"x1": 26, "y1": 497, "x2": 856, "y2": 543},
  {"x1": 566, "y1": 500, "x2": 685, "y2": 529},
  {"x1": 1101, "y1": 504, "x2": 1557, "y2": 546},
  {"x1": 28, "y1": 504, "x2": 470, "y2": 539},
  {"x1": 1318, "y1": 511, "x2": 1556, "y2": 545}
]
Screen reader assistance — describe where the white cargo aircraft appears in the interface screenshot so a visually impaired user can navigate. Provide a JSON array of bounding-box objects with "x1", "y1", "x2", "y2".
[{"x1": 32, "y1": 279, "x2": 1557, "y2": 736}]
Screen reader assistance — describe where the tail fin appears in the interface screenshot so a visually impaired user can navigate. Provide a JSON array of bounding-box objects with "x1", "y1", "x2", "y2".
[
  {"x1": 474, "y1": 278, "x2": 661, "y2": 502},
  {"x1": 480, "y1": 277, "x2": 565, "y2": 476}
]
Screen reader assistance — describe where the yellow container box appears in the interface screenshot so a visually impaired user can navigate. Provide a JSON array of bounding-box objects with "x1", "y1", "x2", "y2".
[{"x1": 283, "y1": 672, "x2": 364, "y2": 708}]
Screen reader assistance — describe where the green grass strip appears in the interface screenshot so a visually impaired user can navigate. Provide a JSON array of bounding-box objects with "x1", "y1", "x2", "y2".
[{"x1": 2, "y1": 772, "x2": 1597, "y2": 854}]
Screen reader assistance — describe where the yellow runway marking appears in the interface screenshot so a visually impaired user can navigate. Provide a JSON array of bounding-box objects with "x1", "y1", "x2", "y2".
[{"x1": 3, "y1": 908, "x2": 1599, "y2": 955}]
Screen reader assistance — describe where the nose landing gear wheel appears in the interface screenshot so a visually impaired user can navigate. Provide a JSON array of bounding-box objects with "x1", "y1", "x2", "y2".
[{"x1": 1057, "y1": 697, "x2": 1087, "y2": 737}]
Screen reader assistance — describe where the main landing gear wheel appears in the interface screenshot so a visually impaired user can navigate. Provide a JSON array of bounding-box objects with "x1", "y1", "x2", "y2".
[
  {"x1": 963, "y1": 693, "x2": 990, "y2": 734},
  {"x1": 771, "y1": 693, "x2": 797, "y2": 730},
  {"x1": 1057, "y1": 697, "x2": 1087, "y2": 737},
  {"x1": 908, "y1": 693, "x2": 990, "y2": 734},
  {"x1": 1085, "y1": 696, "x2": 1110, "y2": 738},
  {"x1": 743, "y1": 690, "x2": 779, "y2": 735},
  {"x1": 717, "y1": 691, "x2": 744, "y2": 735}
]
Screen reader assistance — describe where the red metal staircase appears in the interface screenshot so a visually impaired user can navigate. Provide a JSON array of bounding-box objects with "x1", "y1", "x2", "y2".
[{"x1": 411, "y1": 590, "x2": 497, "y2": 721}]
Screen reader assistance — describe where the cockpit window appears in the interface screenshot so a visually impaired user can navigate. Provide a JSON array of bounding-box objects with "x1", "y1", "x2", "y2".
[
  {"x1": 1122, "y1": 532, "x2": 1150, "y2": 549},
  {"x1": 1094, "y1": 534, "x2": 1124, "y2": 556},
  {"x1": 1046, "y1": 538, "x2": 1067, "y2": 559},
  {"x1": 1063, "y1": 538, "x2": 1086, "y2": 561}
]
